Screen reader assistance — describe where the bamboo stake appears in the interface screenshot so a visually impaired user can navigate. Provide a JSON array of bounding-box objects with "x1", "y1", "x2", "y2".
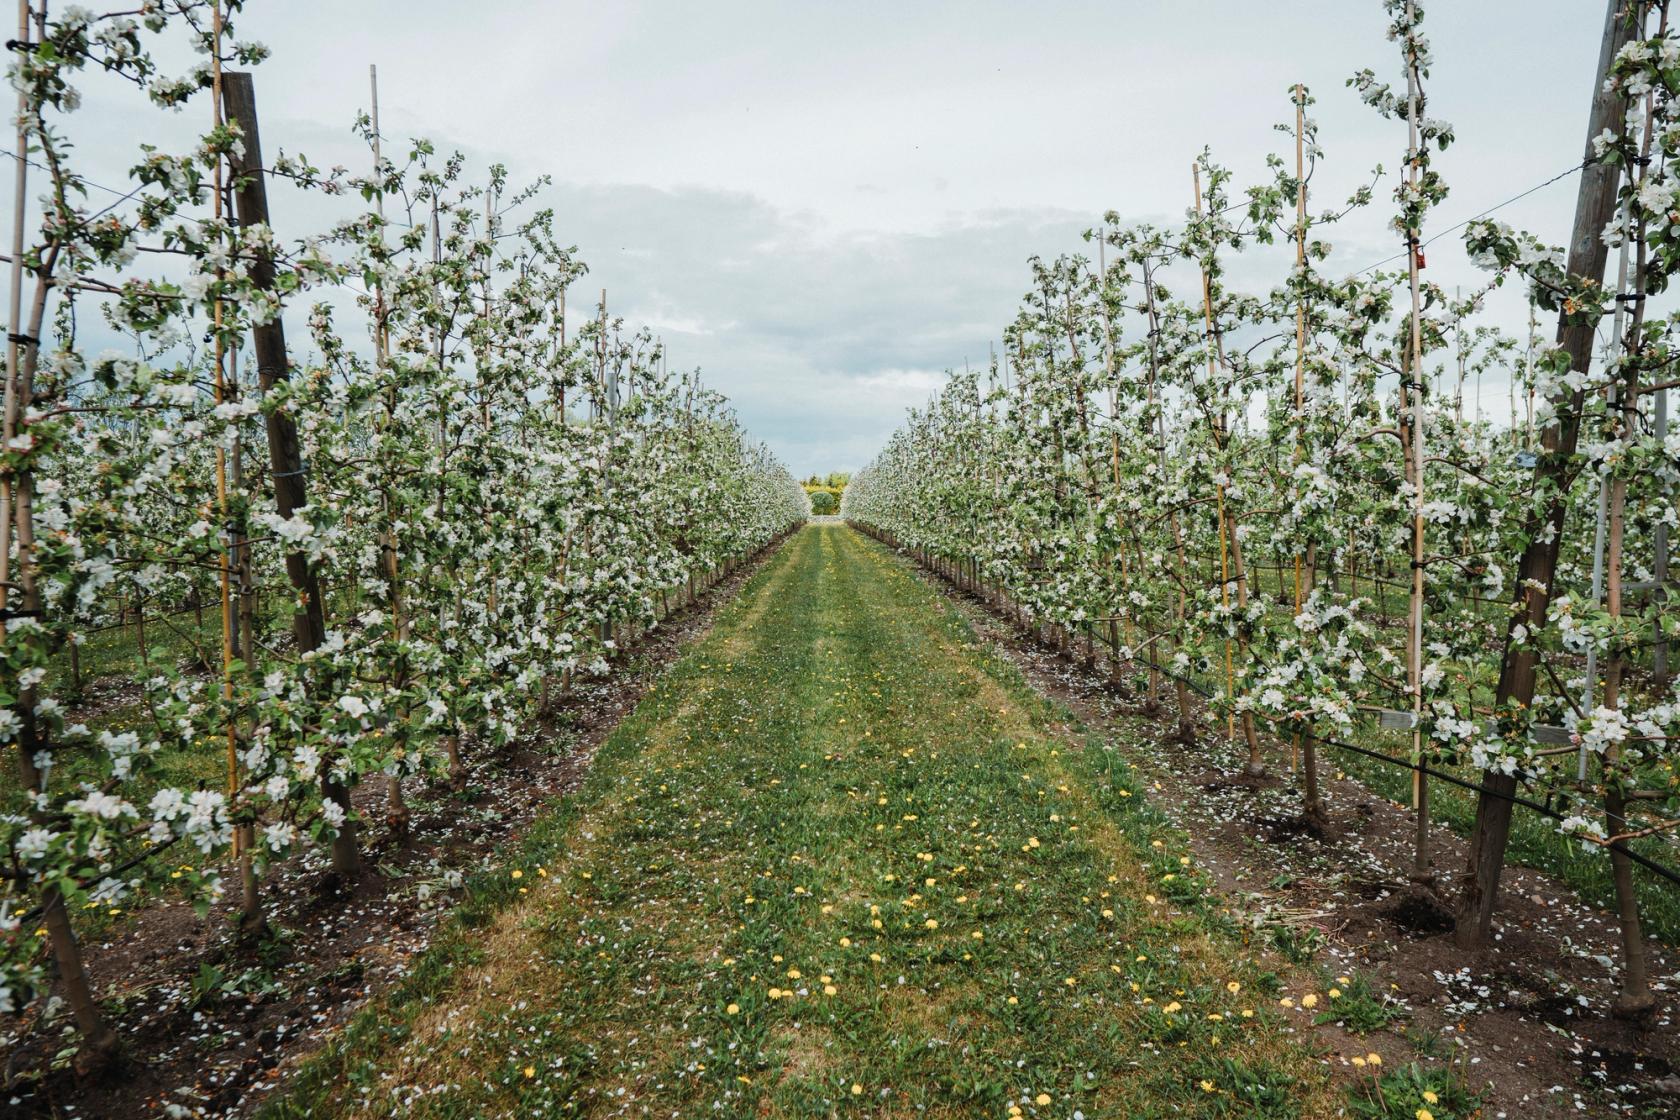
[
  {"x1": 1400, "y1": 3, "x2": 1432, "y2": 889},
  {"x1": 1095, "y1": 228, "x2": 1137, "y2": 671},
  {"x1": 1138, "y1": 253, "x2": 1197, "y2": 743},
  {"x1": 208, "y1": 1, "x2": 258, "y2": 928},
  {"x1": 1193, "y1": 164, "x2": 1264, "y2": 772},
  {"x1": 1291, "y1": 84, "x2": 1325, "y2": 824},
  {"x1": 1, "y1": 0, "x2": 27, "y2": 611},
  {"x1": 369, "y1": 64, "x2": 411, "y2": 840},
  {"x1": 1193, "y1": 165, "x2": 1237, "y2": 746}
]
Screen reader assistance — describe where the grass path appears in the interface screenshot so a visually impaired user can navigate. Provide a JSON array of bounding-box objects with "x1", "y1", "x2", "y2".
[{"x1": 275, "y1": 525, "x2": 1336, "y2": 1119}]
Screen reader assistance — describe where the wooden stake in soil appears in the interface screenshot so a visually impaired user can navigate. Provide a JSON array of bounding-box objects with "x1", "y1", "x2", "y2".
[
  {"x1": 209, "y1": 5, "x2": 262, "y2": 930},
  {"x1": 1455, "y1": 0, "x2": 1633, "y2": 949},
  {"x1": 1193, "y1": 163, "x2": 1265, "y2": 774},
  {"x1": 1400, "y1": 1, "x2": 1432, "y2": 891},
  {"x1": 222, "y1": 70, "x2": 351, "y2": 872},
  {"x1": 1291, "y1": 84, "x2": 1325, "y2": 828}
]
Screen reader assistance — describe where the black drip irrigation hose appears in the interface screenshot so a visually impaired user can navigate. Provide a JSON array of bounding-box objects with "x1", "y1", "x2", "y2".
[{"x1": 857, "y1": 523, "x2": 1680, "y2": 895}]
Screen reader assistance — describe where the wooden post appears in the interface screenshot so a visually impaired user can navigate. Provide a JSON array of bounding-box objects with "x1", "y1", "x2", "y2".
[
  {"x1": 1455, "y1": 0, "x2": 1632, "y2": 948},
  {"x1": 222, "y1": 71, "x2": 356, "y2": 875}
]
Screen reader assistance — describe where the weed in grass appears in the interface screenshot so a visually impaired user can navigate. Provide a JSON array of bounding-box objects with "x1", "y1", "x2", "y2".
[
  {"x1": 1345, "y1": 1061, "x2": 1480, "y2": 1120},
  {"x1": 1404, "y1": 1025, "x2": 1446, "y2": 1059},
  {"x1": 1191, "y1": 1057, "x2": 1302, "y2": 1119},
  {"x1": 1265, "y1": 922, "x2": 1324, "y2": 965},
  {"x1": 1316, "y1": 972, "x2": 1406, "y2": 1034}
]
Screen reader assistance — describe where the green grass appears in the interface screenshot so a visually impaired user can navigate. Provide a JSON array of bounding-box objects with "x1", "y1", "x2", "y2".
[{"x1": 266, "y1": 524, "x2": 1333, "y2": 1119}]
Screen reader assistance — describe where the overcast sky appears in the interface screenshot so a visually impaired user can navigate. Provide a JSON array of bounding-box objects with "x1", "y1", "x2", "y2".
[{"x1": 33, "y1": 1, "x2": 1614, "y2": 476}]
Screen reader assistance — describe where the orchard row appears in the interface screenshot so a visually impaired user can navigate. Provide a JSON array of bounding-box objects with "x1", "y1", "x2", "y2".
[
  {"x1": 846, "y1": 0, "x2": 1679, "y2": 1019},
  {"x1": 0, "y1": 0, "x2": 807, "y2": 1068}
]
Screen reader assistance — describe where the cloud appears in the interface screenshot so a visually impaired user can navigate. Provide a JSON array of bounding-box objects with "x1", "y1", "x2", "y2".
[
  {"x1": 22, "y1": 0, "x2": 1625, "y2": 476},
  {"x1": 853, "y1": 369, "x2": 950, "y2": 395},
  {"x1": 525, "y1": 180, "x2": 1092, "y2": 472}
]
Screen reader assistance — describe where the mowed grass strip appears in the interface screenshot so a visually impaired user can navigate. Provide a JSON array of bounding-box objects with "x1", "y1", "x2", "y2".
[{"x1": 276, "y1": 524, "x2": 1332, "y2": 1119}]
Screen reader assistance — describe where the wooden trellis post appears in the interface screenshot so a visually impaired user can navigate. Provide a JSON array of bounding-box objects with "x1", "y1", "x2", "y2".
[
  {"x1": 222, "y1": 70, "x2": 356, "y2": 874},
  {"x1": 1456, "y1": 0, "x2": 1632, "y2": 949}
]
